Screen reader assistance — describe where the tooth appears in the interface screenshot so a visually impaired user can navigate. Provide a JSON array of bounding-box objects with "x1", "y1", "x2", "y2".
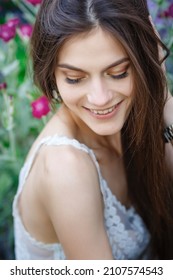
[
  {"x1": 99, "y1": 111, "x2": 104, "y2": 114},
  {"x1": 104, "y1": 110, "x2": 109, "y2": 114},
  {"x1": 90, "y1": 105, "x2": 115, "y2": 115},
  {"x1": 108, "y1": 107, "x2": 113, "y2": 113}
]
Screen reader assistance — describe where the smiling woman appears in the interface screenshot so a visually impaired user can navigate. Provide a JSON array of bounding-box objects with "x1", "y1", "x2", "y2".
[
  {"x1": 13, "y1": 0, "x2": 173, "y2": 260},
  {"x1": 54, "y1": 28, "x2": 133, "y2": 136}
]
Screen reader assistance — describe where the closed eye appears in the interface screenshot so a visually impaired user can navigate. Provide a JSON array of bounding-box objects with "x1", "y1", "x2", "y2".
[
  {"x1": 107, "y1": 63, "x2": 130, "y2": 80},
  {"x1": 109, "y1": 71, "x2": 129, "y2": 80},
  {"x1": 65, "y1": 77, "x2": 83, "y2": 84}
]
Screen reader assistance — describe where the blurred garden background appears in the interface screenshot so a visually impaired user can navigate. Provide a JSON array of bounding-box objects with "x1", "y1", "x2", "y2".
[{"x1": 0, "y1": 0, "x2": 173, "y2": 259}]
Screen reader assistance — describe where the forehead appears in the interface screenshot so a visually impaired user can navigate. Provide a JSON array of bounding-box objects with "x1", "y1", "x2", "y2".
[{"x1": 57, "y1": 28, "x2": 128, "y2": 69}]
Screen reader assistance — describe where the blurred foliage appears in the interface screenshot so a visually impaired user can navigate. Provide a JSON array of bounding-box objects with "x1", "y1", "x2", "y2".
[
  {"x1": 0, "y1": 0, "x2": 46, "y2": 259},
  {"x1": 148, "y1": 0, "x2": 173, "y2": 91},
  {"x1": 0, "y1": 0, "x2": 172, "y2": 259}
]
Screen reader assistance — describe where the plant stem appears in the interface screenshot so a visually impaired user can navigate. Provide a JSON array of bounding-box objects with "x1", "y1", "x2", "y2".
[{"x1": 2, "y1": 90, "x2": 16, "y2": 161}]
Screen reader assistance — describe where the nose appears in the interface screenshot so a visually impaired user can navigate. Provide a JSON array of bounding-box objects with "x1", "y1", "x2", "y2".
[{"x1": 87, "y1": 78, "x2": 113, "y2": 107}]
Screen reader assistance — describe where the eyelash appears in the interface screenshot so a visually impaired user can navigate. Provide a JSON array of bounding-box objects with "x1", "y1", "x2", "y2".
[
  {"x1": 65, "y1": 77, "x2": 82, "y2": 84},
  {"x1": 65, "y1": 71, "x2": 129, "y2": 84},
  {"x1": 109, "y1": 71, "x2": 129, "y2": 80}
]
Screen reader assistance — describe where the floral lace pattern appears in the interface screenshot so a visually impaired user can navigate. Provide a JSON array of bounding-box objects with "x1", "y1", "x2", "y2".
[{"x1": 13, "y1": 135, "x2": 151, "y2": 259}]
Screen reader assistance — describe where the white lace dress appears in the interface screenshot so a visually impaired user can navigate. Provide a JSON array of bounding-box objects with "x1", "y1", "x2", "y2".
[{"x1": 13, "y1": 135, "x2": 151, "y2": 260}]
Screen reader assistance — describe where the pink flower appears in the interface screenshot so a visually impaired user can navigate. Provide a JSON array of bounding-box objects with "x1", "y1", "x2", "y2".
[
  {"x1": 31, "y1": 96, "x2": 50, "y2": 119},
  {"x1": 19, "y1": 24, "x2": 33, "y2": 38},
  {"x1": 167, "y1": 3, "x2": 173, "y2": 17},
  {"x1": 0, "y1": 17, "x2": 19, "y2": 42},
  {"x1": 25, "y1": 0, "x2": 42, "y2": 6},
  {"x1": 160, "y1": 4, "x2": 173, "y2": 18},
  {"x1": 7, "y1": 18, "x2": 20, "y2": 28},
  {"x1": 0, "y1": 23, "x2": 16, "y2": 42},
  {"x1": 0, "y1": 82, "x2": 7, "y2": 90}
]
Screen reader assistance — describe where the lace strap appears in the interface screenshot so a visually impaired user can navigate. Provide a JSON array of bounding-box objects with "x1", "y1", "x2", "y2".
[{"x1": 18, "y1": 134, "x2": 104, "y2": 194}]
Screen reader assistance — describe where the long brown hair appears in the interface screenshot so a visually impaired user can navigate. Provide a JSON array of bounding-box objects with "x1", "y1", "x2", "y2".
[{"x1": 30, "y1": 0, "x2": 173, "y2": 259}]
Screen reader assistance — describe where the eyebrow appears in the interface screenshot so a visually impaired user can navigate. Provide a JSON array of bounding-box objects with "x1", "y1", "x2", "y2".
[{"x1": 57, "y1": 57, "x2": 130, "y2": 73}]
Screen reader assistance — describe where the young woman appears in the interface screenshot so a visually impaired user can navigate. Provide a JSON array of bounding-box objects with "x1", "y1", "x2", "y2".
[{"x1": 13, "y1": 0, "x2": 173, "y2": 260}]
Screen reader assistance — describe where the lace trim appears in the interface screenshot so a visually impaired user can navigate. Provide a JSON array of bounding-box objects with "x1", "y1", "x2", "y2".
[
  {"x1": 13, "y1": 134, "x2": 151, "y2": 260},
  {"x1": 101, "y1": 179, "x2": 150, "y2": 259}
]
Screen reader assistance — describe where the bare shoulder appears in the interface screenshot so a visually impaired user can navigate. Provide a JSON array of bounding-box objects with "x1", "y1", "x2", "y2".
[
  {"x1": 39, "y1": 144, "x2": 113, "y2": 259},
  {"x1": 41, "y1": 144, "x2": 102, "y2": 209},
  {"x1": 43, "y1": 144, "x2": 99, "y2": 188}
]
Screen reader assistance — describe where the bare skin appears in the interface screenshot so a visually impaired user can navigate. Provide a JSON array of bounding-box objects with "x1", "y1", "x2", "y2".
[
  {"x1": 19, "y1": 107, "x2": 128, "y2": 259},
  {"x1": 18, "y1": 26, "x2": 173, "y2": 260}
]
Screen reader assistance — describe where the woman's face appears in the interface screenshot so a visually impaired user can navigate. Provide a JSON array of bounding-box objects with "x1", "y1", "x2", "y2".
[{"x1": 55, "y1": 27, "x2": 134, "y2": 136}]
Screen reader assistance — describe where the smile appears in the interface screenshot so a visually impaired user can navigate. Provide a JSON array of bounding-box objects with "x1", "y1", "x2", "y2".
[{"x1": 89, "y1": 102, "x2": 121, "y2": 116}]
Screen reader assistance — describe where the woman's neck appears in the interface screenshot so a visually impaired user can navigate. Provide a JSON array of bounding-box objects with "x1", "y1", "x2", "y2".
[{"x1": 59, "y1": 105, "x2": 123, "y2": 156}]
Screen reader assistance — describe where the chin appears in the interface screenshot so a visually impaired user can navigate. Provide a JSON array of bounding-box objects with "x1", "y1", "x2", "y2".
[{"x1": 92, "y1": 125, "x2": 123, "y2": 137}]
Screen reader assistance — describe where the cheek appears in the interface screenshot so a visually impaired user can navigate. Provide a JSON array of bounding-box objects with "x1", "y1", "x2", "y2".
[
  {"x1": 124, "y1": 78, "x2": 133, "y2": 97},
  {"x1": 57, "y1": 83, "x2": 81, "y2": 105},
  {"x1": 55, "y1": 78, "x2": 71, "y2": 102},
  {"x1": 123, "y1": 96, "x2": 133, "y2": 123},
  {"x1": 111, "y1": 77, "x2": 133, "y2": 97},
  {"x1": 56, "y1": 76, "x2": 85, "y2": 104},
  {"x1": 123, "y1": 79, "x2": 134, "y2": 111}
]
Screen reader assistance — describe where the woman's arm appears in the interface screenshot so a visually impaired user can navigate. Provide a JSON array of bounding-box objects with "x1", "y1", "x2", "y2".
[
  {"x1": 164, "y1": 96, "x2": 173, "y2": 180},
  {"x1": 164, "y1": 92, "x2": 173, "y2": 129},
  {"x1": 43, "y1": 145, "x2": 114, "y2": 260}
]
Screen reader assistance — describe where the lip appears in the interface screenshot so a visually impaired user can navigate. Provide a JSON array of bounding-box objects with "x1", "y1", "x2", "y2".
[{"x1": 83, "y1": 100, "x2": 123, "y2": 120}]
